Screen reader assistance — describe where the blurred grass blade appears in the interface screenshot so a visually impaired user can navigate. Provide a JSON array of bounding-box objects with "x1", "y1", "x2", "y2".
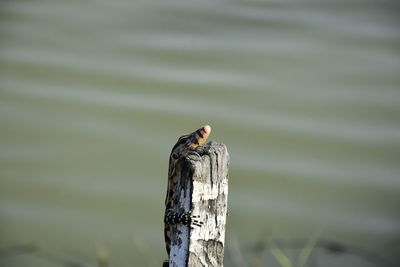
[
  {"x1": 95, "y1": 241, "x2": 109, "y2": 267},
  {"x1": 297, "y1": 228, "x2": 322, "y2": 267},
  {"x1": 268, "y1": 240, "x2": 292, "y2": 267}
]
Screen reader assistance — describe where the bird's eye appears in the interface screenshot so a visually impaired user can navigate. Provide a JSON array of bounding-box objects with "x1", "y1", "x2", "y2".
[{"x1": 172, "y1": 153, "x2": 178, "y2": 159}]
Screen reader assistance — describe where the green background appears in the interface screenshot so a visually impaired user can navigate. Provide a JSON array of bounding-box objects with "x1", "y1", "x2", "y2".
[{"x1": 1, "y1": 0, "x2": 399, "y2": 266}]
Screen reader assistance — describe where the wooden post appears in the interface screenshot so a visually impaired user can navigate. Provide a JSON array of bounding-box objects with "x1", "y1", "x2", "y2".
[{"x1": 168, "y1": 141, "x2": 229, "y2": 267}]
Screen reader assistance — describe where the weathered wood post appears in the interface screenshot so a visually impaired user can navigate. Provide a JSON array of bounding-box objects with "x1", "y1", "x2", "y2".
[{"x1": 169, "y1": 141, "x2": 229, "y2": 267}]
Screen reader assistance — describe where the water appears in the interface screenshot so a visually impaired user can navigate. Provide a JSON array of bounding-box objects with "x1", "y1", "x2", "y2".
[{"x1": 1, "y1": 0, "x2": 399, "y2": 266}]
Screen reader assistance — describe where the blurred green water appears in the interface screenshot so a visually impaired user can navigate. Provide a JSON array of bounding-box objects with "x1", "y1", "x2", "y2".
[{"x1": 0, "y1": 0, "x2": 399, "y2": 266}]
